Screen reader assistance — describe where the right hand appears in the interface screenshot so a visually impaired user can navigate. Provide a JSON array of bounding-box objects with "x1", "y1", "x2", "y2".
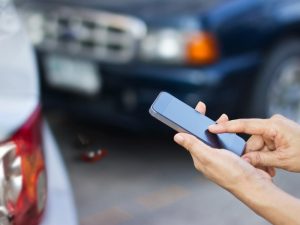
[
  {"x1": 208, "y1": 114, "x2": 300, "y2": 173},
  {"x1": 173, "y1": 102, "x2": 273, "y2": 192}
]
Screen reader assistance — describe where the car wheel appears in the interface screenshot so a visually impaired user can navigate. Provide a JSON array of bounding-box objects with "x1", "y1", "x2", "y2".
[{"x1": 250, "y1": 40, "x2": 300, "y2": 123}]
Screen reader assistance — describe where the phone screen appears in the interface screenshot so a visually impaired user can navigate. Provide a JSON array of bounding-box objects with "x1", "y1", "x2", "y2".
[{"x1": 150, "y1": 92, "x2": 245, "y2": 156}]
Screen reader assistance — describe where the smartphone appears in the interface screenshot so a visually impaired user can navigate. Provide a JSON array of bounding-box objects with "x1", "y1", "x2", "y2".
[{"x1": 149, "y1": 92, "x2": 245, "y2": 156}]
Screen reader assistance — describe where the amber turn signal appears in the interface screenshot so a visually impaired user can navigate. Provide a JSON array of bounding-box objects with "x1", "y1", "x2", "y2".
[{"x1": 186, "y1": 32, "x2": 219, "y2": 65}]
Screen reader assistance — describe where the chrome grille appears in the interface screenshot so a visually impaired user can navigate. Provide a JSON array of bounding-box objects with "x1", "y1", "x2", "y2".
[{"x1": 21, "y1": 6, "x2": 147, "y2": 63}]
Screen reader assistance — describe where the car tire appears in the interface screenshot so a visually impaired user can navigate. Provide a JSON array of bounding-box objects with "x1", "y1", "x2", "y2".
[{"x1": 249, "y1": 39, "x2": 300, "y2": 122}]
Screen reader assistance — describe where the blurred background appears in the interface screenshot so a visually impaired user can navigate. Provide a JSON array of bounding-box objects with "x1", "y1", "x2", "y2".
[{"x1": 6, "y1": 0, "x2": 300, "y2": 224}]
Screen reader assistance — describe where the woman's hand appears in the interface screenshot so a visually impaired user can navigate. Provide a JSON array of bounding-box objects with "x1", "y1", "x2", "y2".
[
  {"x1": 174, "y1": 102, "x2": 273, "y2": 191},
  {"x1": 174, "y1": 103, "x2": 300, "y2": 225},
  {"x1": 209, "y1": 114, "x2": 300, "y2": 173}
]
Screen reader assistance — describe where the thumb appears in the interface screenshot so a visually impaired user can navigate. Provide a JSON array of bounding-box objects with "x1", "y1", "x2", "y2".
[
  {"x1": 174, "y1": 133, "x2": 212, "y2": 157},
  {"x1": 242, "y1": 151, "x2": 280, "y2": 168}
]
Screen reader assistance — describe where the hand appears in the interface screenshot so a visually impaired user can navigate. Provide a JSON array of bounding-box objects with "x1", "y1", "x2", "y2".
[
  {"x1": 209, "y1": 114, "x2": 300, "y2": 173},
  {"x1": 174, "y1": 102, "x2": 272, "y2": 191}
]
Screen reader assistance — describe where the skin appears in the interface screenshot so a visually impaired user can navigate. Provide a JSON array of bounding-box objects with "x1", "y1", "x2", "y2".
[
  {"x1": 209, "y1": 114, "x2": 300, "y2": 173},
  {"x1": 174, "y1": 102, "x2": 300, "y2": 225}
]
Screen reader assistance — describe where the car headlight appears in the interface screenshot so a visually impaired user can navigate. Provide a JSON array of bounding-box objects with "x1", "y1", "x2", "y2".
[{"x1": 139, "y1": 29, "x2": 219, "y2": 65}]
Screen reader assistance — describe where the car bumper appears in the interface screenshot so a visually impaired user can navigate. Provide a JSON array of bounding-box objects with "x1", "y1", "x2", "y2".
[
  {"x1": 40, "y1": 52, "x2": 261, "y2": 128},
  {"x1": 41, "y1": 121, "x2": 78, "y2": 225}
]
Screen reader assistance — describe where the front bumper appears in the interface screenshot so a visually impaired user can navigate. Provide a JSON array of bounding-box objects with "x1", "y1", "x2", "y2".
[{"x1": 40, "y1": 52, "x2": 261, "y2": 129}]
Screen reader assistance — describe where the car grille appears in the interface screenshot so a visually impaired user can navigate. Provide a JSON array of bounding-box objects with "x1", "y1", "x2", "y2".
[{"x1": 20, "y1": 6, "x2": 147, "y2": 63}]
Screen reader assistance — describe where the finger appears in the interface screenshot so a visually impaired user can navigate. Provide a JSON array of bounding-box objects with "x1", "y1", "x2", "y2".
[
  {"x1": 263, "y1": 135, "x2": 276, "y2": 151},
  {"x1": 195, "y1": 101, "x2": 206, "y2": 115},
  {"x1": 257, "y1": 165, "x2": 270, "y2": 175},
  {"x1": 245, "y1": 135, "x2": 264, "y2": 153},
  {"x1": 243, "y1": 157, "x2": 275, "y2": 178},
  {"x1": 243, "y1": 156, "x2": 275, "y2": 177},
  {"x1": 174, "y1": 133, "x2": 213, "y2": 162},
  {"x1": 267, "y1": 167, "x2": 276, "y2": 177},
  {"x1": 242, "y1": 151, "x2": 281, "y2": 168},
  {"x1": 208, "y1": 119, "x2": 269, "y2": 136},
  {"x1": 262, "y1": 166, "x2": 275, "y2": 178},
  {"x1": 216, "y1": 114, "x2": 229, "y2": 124}
]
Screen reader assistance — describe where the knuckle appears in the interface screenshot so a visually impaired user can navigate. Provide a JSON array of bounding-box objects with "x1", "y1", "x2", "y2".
[
  {"x1": 268, "y1": 126, "x2": 278, "y2": 140},
  {"x1": 224, "y1": 121, "x2": 236, "y2": 132},
  {"x1": 184, "y1": 137, "x2": 197, "y2": 152},
  {"x1": 264, "y1": 121, "x2": 278, "y2": 139},
  {"x1": 247, "y1": 152, "x2": 261, "y2": 165},
  {"x1": 221, "y1": 122, "x2": 229, "y2": 129},
  {"x1": 274, "y1": 151, "x2": 291, "y2": 169},
  {"x1": 189, "y1": 141, "x2": 198, "y2": 152},
  {"x1": 271, "y1": 114, "x2": 283, "y2": 120},
  {"x1": 235, "y1": 120, "x2": 246, "y2": 132},
  {"x1": 276, "y1": 150, "x2": 289, "y2": 161},
  {"x1": 184, "y1": 139, "x2": 192, "y2": 151},
  {"x1": 270, "y1": 114, "x2": 287, "y2": 125},
  {"x1": 253, "y1": 152, "x2": 262, "y2": 165},
  {"x1": 278, "y1": 159, "x2": 289, "y2": 170}
]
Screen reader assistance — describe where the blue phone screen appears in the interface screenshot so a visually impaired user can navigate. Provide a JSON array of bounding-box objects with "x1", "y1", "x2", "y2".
[
  {"x1": 151, "y1": 92, "x2": 245, "y2": 156},
  {"x1": 161, "y1": 98, "x2": 221, "y2": 147}
]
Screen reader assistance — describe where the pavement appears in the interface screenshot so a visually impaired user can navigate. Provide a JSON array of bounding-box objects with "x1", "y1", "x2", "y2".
[{"x1": 48, "y1": 113, "x2": 300, "y2": 225}]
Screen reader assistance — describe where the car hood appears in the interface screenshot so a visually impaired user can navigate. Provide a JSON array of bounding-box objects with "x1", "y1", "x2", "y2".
[{"x1": 20, "y1": 0, "x2": 229, "y2": 21}]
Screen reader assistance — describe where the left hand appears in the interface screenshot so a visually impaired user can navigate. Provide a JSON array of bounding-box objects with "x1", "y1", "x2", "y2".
[{"x1": 174, "y1": 102, "x2": 272, "y2": 191}]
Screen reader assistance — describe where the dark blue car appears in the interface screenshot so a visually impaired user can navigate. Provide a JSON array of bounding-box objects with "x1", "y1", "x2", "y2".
[{"x1": 18, "y1": 0, "x2": 300, "y2": 128}]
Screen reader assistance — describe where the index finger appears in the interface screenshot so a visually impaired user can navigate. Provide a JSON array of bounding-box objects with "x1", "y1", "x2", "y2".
[
  {"x1": 195, "y1": 101, "x2": 206, "y2": 115},
  {"x1": 208, "y1": 118, "x2": 269, "y2": 136}
]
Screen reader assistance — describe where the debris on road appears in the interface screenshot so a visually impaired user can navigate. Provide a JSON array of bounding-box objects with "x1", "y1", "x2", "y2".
[{"x1": 81, "y1": 149, "x2": 108, "y2": 163}]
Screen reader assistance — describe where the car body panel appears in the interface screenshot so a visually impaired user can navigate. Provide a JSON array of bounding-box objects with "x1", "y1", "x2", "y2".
[
  {"x1": 0, "y1": 4, "x2": 39, "y2": 141},
  {"x1": 41, "y1": 122, "x2": 78, "y2": 225}
]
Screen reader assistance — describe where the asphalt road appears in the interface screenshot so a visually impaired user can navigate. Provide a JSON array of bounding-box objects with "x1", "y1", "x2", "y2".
[{"x1": 48, "y1": 113, "x2": 300, "y2": 225}]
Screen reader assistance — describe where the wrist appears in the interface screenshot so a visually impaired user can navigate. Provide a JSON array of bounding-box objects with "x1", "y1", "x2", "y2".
[
  {"x1": 229, "y1": 175, "x2": 300, "y2": 225},
  {"x1": 227, "y1": 172, "x2": 274, "y2": 206}
]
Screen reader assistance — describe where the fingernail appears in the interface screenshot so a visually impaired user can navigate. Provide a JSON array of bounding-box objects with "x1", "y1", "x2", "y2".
[
  {"x1": 174, "y1": 134, "x2": 184, "y2": 143},
  {"x1": 221, "y1": 114, "x2": 228, "y2": 120},
  {"x1": 208, "y1": 124, "x2": 219, "y2": 130},
  {"x1": 242, "y1": 156, "x2": 251, "y2": 163}
]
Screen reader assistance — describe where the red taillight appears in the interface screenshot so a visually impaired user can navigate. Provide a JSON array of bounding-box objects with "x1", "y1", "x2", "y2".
[{"x1": 0, "y1": 106, "x2": 46, "y2": 225}]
